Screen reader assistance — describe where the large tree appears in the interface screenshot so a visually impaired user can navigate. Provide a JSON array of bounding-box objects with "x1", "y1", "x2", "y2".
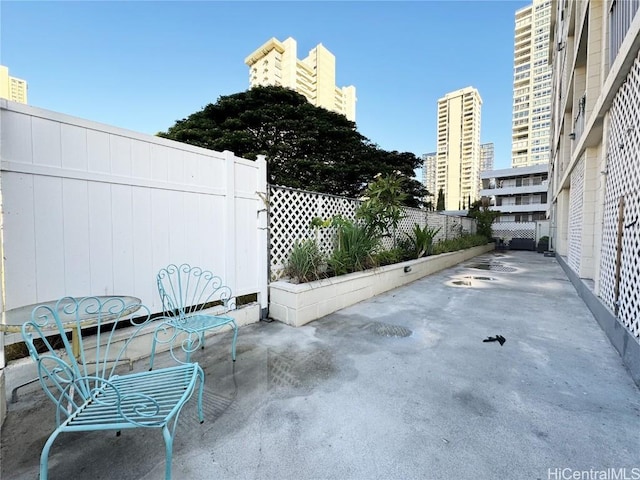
[{"x1": 159, "y1": 86, "x2": 426, "y2": 204}]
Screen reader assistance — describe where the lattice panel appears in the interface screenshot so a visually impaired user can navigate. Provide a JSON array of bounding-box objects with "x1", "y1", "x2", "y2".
[
  {"x1": 492, "y1": 222, "x2": 536, "y2": 240},
  {"x1": 269, "y1": 186, "x2": 477, "y2": 280},
  {"x1": 599, "y1": 51, "x2": 640, "y2": 338},
  {"x1": 269, "y1": 186, "x2": 359, "y2": 278},
  {"x1": 391, "y1": 207, "x2": 428, "y2": 249},
  {"x1": 445, "y1": 216, "x2": 462, "y2": 239},
  {"x1": 460, "y1": 217, "x2": 477, "y2": 235},
  {"x1": 567, "y1": 156, "x2": 585, "y2": 273},
  {"x1": 427, "y1": 213, "x2": 447, "y2": 243}
]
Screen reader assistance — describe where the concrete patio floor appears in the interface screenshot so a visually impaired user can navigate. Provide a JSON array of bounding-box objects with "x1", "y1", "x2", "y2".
[{"x1": 1, "y1": 251, "x2": 639, "y2": 480}]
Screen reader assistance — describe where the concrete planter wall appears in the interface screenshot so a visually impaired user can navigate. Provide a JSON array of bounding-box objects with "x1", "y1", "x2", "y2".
[{"x1": 269, "y1": 243, "x2": 495, "y2": 327}]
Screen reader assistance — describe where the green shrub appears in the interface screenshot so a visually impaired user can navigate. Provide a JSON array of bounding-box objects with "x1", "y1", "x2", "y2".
[
  {"x1": 285, "y1": 238, "x2": 326, "y2": 283},
  {"x1": 537, "y1": 235, "x2": 550, "y2": 253},
  {"x1": 375, "y1": 248, "x2": 405, "y2": 266},
  {"x1": 356, "y1": 173, "x2": 407, "y2": 246},
  {"x1": 432, "y1": 234, "x2": 488, "y2": 255},
  {"x1": 328, "y1": 219, "x2": 379, "y2": 276},
  {"x1": 404, "y1": 223, "x2": 442, "y2": 258},
  {"x1": 468, "y1": 201, "x2": 500, "y2": 239}
]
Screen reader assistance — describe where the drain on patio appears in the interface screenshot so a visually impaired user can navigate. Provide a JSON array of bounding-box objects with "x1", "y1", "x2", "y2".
[
  {"x1": 268, "y1": 352, "x2": 303, "y2": 389},
  {"x1": 366, "y1": 321, "x2": 412, "y2": 337},
  {"x1": 267, "y1": 347, "x2": 337, "y2": 392},
  {"x1": 452, "y1": 280, "x2": 472, "y2": 287},
  {"x1": 464, "y1": 276, "x2": 496, "y2": 281}
]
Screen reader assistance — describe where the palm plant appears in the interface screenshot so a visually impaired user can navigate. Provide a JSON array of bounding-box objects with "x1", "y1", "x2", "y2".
[
  {"x1": 356, "y1": 173, "x2": 407, "y2": 246},
  {"x1": 405, "y1": 223, "x2": 442, "y2": 258}
]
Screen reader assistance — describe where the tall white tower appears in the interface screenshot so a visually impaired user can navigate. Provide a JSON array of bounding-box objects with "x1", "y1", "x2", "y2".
[
  {"x1": 435, "y1": 87, "x2": 482, "y2": 210},
  {"x1": 511, "y1": 0, "x2": 552, "y2": 167}
]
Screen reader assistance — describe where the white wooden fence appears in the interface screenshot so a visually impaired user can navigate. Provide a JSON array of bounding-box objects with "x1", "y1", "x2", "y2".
[{"x1": 0, "y1": 100, "x2": 268, "y2": 332}]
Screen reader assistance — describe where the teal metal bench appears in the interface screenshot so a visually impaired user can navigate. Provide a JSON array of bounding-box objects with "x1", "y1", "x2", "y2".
[
  {"x1": 21, "y1": 296, "x2": 205, "y2": 480},
  {"x1": 149, "y1": 264, "x2": 238, "y2": 369}
]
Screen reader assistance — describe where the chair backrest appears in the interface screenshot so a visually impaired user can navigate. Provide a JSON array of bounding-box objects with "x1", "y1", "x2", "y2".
[
  {"x1": 157, "y1": 264, "x2": 235, "y2": 318},
  {"x1": 21, "y1": 296, "x2": 151, "y2": 424}
]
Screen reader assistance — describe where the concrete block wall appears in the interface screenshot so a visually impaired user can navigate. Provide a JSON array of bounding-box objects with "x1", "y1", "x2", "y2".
[{"x1": 269, "y1": 244, "x2": 495, "y2": 327}]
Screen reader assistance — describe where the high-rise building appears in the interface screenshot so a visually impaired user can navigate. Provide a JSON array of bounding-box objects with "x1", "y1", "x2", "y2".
[
  {"x1": 511, "y1": 0, "x2": 552, "y2": 168},
  {"x1": 245, "y1": 37, "x2": 356, "y2": 122},
  {"x1": 421, "y1": 152, "x2": 437, "y2": 208},
  {"x1": 480, "y1": 143, "x2": 495, "y2": 173},
  {"x1": 435, "y1": 87, "x2": 482, "y2": 210},
  {"x1": 0, "y1": 65, "x2": 28, "y2": 104}
]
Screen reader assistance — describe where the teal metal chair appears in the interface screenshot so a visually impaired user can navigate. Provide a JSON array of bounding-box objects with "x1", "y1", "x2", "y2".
[
  {"x1": 149, "y1": 264, "x2": 238, "y2": 370},
  {"x1": 21, "y1": 296, "x2": 205, "y2": 480}
]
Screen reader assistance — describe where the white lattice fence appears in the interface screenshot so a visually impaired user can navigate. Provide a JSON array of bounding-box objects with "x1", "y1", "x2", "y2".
[
  {"x1": 269, "y1": 186, "x2": 475, "y2": 279},
  {"x1": 460, "y1": 217, "x2": 477, "y2": 235},
  {"x1": 269, "y1": 186, "x2": 358, "y2": 278},
  {"x1": 387, "y1": 206, "x2": 428, "y2": 249},
  {"x1": 492, "y1": 222, "x2": 536, "y2": 240},
  {"x1": 568, "y1": 155, "x2": 585, "y2": 273},
  {"x1": 599, "y1": 52, "x2": 640, "y2": 338},
  {"x1": 427, "y1": 213, "x2": 447, "y2": 243}
]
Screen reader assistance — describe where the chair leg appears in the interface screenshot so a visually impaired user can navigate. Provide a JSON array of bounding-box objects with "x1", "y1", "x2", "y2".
[
  {"x1": 149, "y1": 336, "x2": 157, "y2": 370},
  {"x1": 184, "y1": 335, "x2": 194, "y2": 364},
  {"x1": 196, "y1": 366, "x2": 205, "y2": 423},
  {"x1": 162, "y1": 426, "x2": 174, "y2": 480},
  {"x1": 40, "y1": 429, "x2": 61, "y2": 480}
]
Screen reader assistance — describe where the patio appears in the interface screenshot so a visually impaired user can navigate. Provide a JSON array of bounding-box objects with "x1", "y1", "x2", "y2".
[{"x1": 2, "y1": 251, "x2": 639, "y2": 480}]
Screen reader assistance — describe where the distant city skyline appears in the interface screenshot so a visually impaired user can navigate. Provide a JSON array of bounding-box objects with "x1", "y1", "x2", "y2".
[{"x1": 1, "y1": 1, "x2": 530, "y2": 170}]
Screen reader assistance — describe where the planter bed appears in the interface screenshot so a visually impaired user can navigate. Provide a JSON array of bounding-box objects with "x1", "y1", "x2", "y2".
[{"x1": 269, "y1": 243, "x2": 495, "y2": 327}]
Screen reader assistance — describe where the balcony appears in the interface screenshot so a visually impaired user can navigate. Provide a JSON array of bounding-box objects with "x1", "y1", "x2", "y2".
[
  {"x1": 480, "y1": 180, "x2": 548, "y2": 198},
  {"x1": 489, "y1": 202, "x2": 548, "y2": 214},
  {"x1": 609, "y1": 0, "x2": 640, "y2": 67},
  {"x1": 571, "y1": 93, "x2": 586, "y2": 148}
]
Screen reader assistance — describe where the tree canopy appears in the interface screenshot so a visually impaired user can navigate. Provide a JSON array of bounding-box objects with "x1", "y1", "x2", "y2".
[
  {"x1": 468, "y1": 200, "x2": 500, "y2": 239},
  {"x1": 159, "y1": 86, "x2": 427, "y2": 206}
]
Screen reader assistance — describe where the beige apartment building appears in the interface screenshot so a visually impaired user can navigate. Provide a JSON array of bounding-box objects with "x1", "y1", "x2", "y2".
[
  {"x1": 245, "y1": 37, "x2": 356, "y2": 122},
  {"x1": 549, "y1": 0, "x2": 640, "y2": 383},
  {"x1": 512, "y1": 0, "x2": 552, "y2": 167},
  {"x1": 0, "y1": 65, "x2": 27, "y2": 104},
  {"x1": 435, "y1": 87, "x2": 482, "y2": 210}
]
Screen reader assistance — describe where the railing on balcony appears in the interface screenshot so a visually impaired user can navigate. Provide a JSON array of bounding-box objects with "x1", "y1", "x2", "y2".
[
  {"x1": 572, "y1": 93, "x2": 586, "y2": 148},
  {"x1": 609, "y1": 0, "x2": 640, "y2": 69}
]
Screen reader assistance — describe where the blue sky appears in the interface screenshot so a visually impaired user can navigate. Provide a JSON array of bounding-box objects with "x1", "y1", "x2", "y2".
[{"x1": 1, "y1": 0, "x2": 530, "y2": 171}]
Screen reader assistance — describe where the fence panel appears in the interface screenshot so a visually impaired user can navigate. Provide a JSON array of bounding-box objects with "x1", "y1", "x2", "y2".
[
  {"x1": 269, "y1": 185, "x2": 476, "y2": 279},
  {"x1": 0, "y1": 101, "x2": 267, "y2": 320},
  {"x1": 492, "y1": 222, "x2": 537, "y2": 240},
  {"x1": 599, "y1": 55, "x2": 640, "y2": 338}
]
